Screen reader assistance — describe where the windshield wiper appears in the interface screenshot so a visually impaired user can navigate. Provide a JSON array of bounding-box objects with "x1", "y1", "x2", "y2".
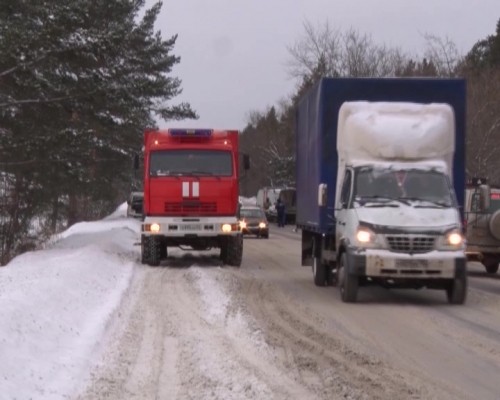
[
  {"x1": 356, "y1": 195, "x2": 409, "y2": 206},
  {"x1": 184, "y1": 171, "x2": 222, "y2": 180},
  {"x1": 151, "y1": 170, "x2": 181, "y2": 179},
  {"x1": 399, "y1": 197, "x2": 451, "y2": 208}
]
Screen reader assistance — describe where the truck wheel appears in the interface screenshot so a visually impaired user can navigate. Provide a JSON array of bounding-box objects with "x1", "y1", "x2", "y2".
[
  {"x1": 141, "y1": 236, "x2": 161, "y2": 266},
  {"x1": 446, "y1": 274, "x2": 467, "y2": 304},
  {"x1": 327, "y1": 263, "x2": 336, "y2": 286},
  {"x1": 338, "y1": 253, "x2": 358, "y2": 303},
  {"x1": 220, "y1": 241, "x2": 228, "y2": 263},
  {"x1": 481, "y1": 256, "x2": 500, "y2": 274},
  {"x1": 141, "y1": 236, "x2": 149, "y2": 265},
  {"x1": 312, "y1": 257, "x2": 328, "y2": 286},
  {"x1": 225, "y1": 234, "x2": 243, "y2": 267}
]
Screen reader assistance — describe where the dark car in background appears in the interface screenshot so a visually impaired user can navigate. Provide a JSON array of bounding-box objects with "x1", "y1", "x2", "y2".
[{"x1": 239, "y1": 206, "x2": 269, "y2": 238}]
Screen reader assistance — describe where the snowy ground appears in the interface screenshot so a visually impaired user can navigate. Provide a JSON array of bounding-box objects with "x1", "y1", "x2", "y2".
[
  {"x1": 1, "y1": 202, "x2": 303, "y2": 400},
  {"x1": 2, "y1": 202, "x2": 500, "y2": 400}
]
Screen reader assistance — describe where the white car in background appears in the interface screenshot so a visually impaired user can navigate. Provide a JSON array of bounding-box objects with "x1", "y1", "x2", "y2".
[{"x1": 126, "y1": 191, "x2": 144, "y2": 219}]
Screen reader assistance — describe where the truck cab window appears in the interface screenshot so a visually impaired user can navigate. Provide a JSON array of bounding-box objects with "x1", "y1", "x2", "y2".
[
  {"x1": 150, "y1": 150, "x2": 233, "y2": 177},
  {"x1": 340, "y1": 170, "x2": 352, "y2": 207}
]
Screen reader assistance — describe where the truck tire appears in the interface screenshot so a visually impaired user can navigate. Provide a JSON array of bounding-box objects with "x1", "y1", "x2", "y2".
[
  {"x1": 446, "y1": 274, "x2": 467, "y2": 304},
  {"x1": 141, "y1": 235, "x2": 150, "y2": 265},
  {"x1": 481, "y1": 256, "x2": 500, "y2": 274},
  {"x1": 220, "y1": 241, "x2": 228, "y2": 263},
  {"x1": 225, "y1": 235, "x2": 243, "y2": 267},
  {"x1": 141, "y1": 236, "x2": 161, "y2": 267},
  {"x1": 312, "y1": 257, "x2": 328, "y2": 286},
  {"x1": 338, "y1": 253, "x2": 358, "y2": 303}
]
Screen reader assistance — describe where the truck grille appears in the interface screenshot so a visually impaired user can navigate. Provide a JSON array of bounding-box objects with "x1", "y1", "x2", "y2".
[
  {"x1": 164, "y1": 202, "x2": 217, "y2": 214},
  {"x1": 386, "y1": 235, "x2": 435, "y2": 253}
]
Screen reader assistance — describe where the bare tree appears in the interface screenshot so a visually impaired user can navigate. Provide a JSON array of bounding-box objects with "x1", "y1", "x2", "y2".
[
  {"x1": 422, "y1": 33, "x2": 462, "y2": 77},
  {"x1": 466, "y1": 68, "x2": 500, "y2": 183},
  {"x1": 287, "y1": 21, "x2": 407, "y2": 81}
]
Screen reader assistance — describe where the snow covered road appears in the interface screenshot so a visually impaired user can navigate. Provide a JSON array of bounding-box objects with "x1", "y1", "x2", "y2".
[{"x1": 2, "y1": 204, "x2": 500, "y2": 399}]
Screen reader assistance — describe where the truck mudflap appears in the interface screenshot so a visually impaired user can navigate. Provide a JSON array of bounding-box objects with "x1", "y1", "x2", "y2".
[{"x1": 346, "y1": 247, "x2": 465, "y2": 280}]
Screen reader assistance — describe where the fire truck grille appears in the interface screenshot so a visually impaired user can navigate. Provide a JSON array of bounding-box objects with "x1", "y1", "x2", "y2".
[
  {"x1": 164, "y1": 202, "x2": 217, "y2": 214},
  {"x1": 386, "y1": 235, "x2": 435, "y2": 253}
]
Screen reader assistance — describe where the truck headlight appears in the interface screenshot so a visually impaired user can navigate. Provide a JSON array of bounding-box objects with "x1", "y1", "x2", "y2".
[
  {"x1": 356, "y1": 228, "x2": 373, "y2": 243},
  {"x1": 355, "y1": 227, "x2": 382, "y2": 248},
  {"x1": 447, "y1": 232, "x2": 463, "y2": 246},
  {"x1": 150, "y1": 223, "x2": 160, "y2": 233},
  {"x1": 259, "y1": 222, "x2": 266, "y2": 229},
  {"x1": 436, "y1": 230, "x2": 464, "y2": 250},
  {"x1": 143, "y1": 223, "x2": 161, "y2": 233},
  {"x1": 240, "y1": 220, "x2": 247, "y2": 229}
]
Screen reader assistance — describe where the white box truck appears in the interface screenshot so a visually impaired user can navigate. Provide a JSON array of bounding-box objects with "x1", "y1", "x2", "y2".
[{"x1": 296, "y1": 78, "x2": 467, "y2": 304}]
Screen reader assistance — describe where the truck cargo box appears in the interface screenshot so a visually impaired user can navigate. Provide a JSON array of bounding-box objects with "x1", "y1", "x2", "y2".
[{"x1": 295, "y1": 78, "x2": 466, "y2": 234}]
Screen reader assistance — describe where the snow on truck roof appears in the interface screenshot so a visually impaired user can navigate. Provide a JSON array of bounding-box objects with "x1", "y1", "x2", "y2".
[{"x1": 338, "y1": 101, "x2": 455, "y2": 162}]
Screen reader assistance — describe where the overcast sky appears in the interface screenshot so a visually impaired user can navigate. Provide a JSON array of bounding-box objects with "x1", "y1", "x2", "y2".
[{"x1": 148, "y1": 0, "x2": 499, "y2": 130}]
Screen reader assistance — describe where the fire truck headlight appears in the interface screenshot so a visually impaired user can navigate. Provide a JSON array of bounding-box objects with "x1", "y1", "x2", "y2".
[
  {"x1": 150, "y1": 223, "x2": 160, "y2": 233},
  {"x1": 222, "y1": 224, "x2": 232, "y2": 232}
]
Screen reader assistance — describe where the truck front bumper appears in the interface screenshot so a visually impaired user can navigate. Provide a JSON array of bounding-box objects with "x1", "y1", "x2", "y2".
[
  {"x1": 142, "y1": 216, "x2": 241, "y2": 237},
  {"x1": 347, "y1": 248, "x2": 465, "y2": 279}
]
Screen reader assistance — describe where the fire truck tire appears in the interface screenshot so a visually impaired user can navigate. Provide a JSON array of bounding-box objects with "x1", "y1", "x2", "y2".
[
  {"x1": 141, "y1": 236, "x2": 161, "y2": 266},
  {"x1": 220, "y1": 241, "x2": 228, "y2": 263},
  {"x1": 226, "y1": 234, "x2": 243, "y2": 267}
]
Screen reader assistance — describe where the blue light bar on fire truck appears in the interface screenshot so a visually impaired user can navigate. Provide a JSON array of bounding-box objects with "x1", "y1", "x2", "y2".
[{"x1": 168, "y1": 129, "x2": 213, "y2": 137}]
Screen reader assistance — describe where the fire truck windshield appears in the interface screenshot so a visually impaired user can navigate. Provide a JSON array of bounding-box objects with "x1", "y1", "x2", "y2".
[{"x1": 149, "y1": 150, "x2": 233, "y2": 177}]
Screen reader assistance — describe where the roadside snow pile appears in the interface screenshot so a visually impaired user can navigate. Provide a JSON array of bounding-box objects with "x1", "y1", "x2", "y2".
[{"x1": 0, "y1": 203, "x2": 137, "y2": 400}]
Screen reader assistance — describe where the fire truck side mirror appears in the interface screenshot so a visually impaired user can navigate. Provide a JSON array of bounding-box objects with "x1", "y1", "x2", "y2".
[
  {"x1": 133, "y1": 153, "x2": 140, "y2": 170},
  {"x1": 479, "y1": 184, "x2": 491, "y2": 211},
  {"x1": 243, "y1": 154, "x2": 250, "y2": 170}
]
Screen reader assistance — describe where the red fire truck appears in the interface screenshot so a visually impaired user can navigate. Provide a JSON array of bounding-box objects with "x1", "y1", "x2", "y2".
[{"x1": 139, "y1": 128, "x2": 247, "y2": 267}]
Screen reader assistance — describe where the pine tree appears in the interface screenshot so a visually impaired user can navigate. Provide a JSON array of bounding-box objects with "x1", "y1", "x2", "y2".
[{"x1": 0, "y1": 0, "x2": 197, "y2": 263}]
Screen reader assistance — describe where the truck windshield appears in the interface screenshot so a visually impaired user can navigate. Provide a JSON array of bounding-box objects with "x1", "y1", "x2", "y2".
[
  {"x1": 149, "y1": 150, "x2": 233, "y2": 177},
  {"x1": 354, "y1": 167, "x2": 455, "y2": 207}
]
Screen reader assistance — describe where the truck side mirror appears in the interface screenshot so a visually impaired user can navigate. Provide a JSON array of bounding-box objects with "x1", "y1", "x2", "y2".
[
  {"x1": 133, "y1": 153, "x2": 140, "y2": 170},
  {"x1": 479, "y1": 184, "x2": 491, "y2": 211},
  {"x1": 243, "y1": 154, "x2": 250, "y2": 170},
  {"x1": 318, "y1": 183, "x2": 327, "y2": 206}
]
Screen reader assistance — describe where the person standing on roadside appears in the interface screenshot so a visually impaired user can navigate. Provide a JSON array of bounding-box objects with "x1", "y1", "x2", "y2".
[{"x1": 276, "y1": 198, "x2": 285, "y2": 228}]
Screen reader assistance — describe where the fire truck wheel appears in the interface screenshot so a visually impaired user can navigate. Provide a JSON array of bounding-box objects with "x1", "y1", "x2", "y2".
[
  {"x1": 141, "y1": 236, "x2": 161, "y2": 266},
  {"x1": 226, "y1": 234, "x2": 243, "y2": 267},
  {"x1": 220, "y1": 241, "x2": 228, "y2": 263},
  {"x1": 141, "y1": 236, "x2": 149, "y2": 264}
]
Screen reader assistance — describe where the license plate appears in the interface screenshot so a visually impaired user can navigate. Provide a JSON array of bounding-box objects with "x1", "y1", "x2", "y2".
[
  {"x1": 180, "y1": 224, "x2": 201, "y2": 231},
  {"x1": 396, "y1": 259, "x2": 428, "y2": 268}
]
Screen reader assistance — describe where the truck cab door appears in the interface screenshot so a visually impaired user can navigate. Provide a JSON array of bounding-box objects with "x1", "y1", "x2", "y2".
[{"x1": 336, "y1": 168, "x2": 353, "y2": 248}]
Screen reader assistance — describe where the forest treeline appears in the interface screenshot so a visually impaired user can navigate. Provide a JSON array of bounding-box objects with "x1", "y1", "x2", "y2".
[
  {"x1": 240, "y1": 19, "x2": 500, "y2": 198},
  {"x1": 0, "y1": 1, "x2": 499, "y2": 264}
]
